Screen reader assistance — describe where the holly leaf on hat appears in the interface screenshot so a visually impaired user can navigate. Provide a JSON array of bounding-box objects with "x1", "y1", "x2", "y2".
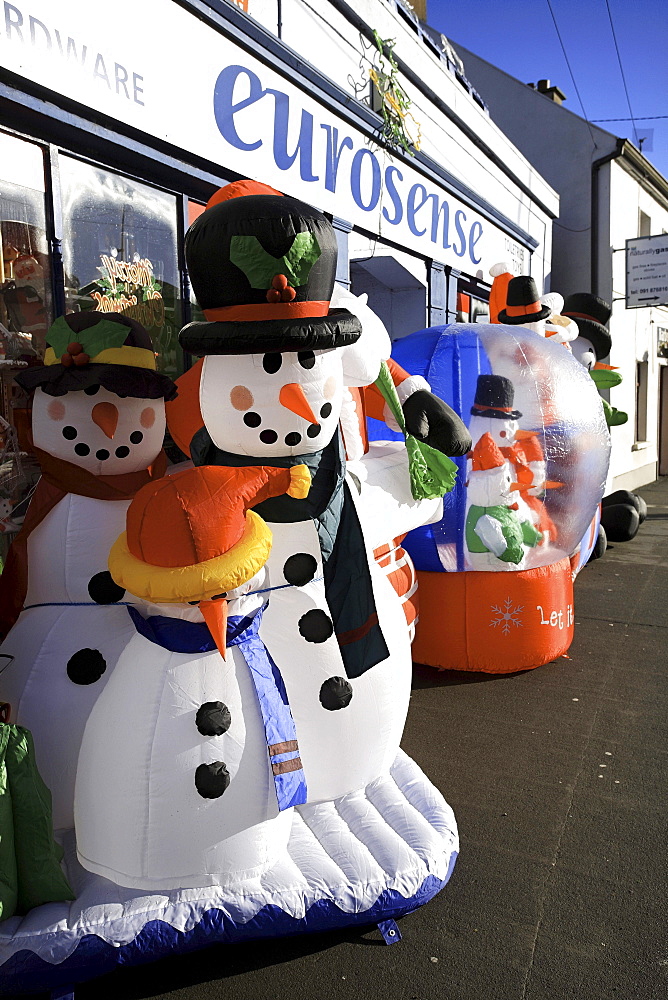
[
  {"x1": 46, "y1": 315, "x2": 131, "y2": 360},
  {"x1": 230, "y1": 233, "x2": 321, "y2": 289}
]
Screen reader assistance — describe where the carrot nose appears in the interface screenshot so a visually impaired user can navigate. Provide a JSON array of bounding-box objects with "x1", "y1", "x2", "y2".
[
  {"x1": 279, "y1": 383, "x2": 318, "y2": 424},
  {"x1": 91, "y1": 401, "x2": 119, "y2": 439},
  {"x1": 593, "y1": 362, "x2": 619, "y2": 371},
  {"x1": 509, "y1": 482, "x2": 533, "y2": 492},
  {"x1": 199, "y1": 599, "x2": 228, "y2": 660},
  {"x1": 514, "y1": 429, "x2": 537, "y2": 440}
]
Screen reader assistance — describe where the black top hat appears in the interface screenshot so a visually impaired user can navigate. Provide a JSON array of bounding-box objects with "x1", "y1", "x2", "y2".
[
  {"x1": 470, "y1": 374, "x2": 522, "y2": 420},
  {"x1": 562, "y1": 293, "x2": 612, "y2": 359},
  {"x1": 497, "y1": 276, "x2": 551, "y2": 325},
  {"x1": 15, "y1": 312, "x2": 177, "y2": 400},
  {"x1": 179, "y1": 183, "x2": 361, "y2": 356}
]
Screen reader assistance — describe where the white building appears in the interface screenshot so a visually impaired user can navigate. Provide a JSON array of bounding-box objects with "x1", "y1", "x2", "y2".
[
  {"x1": 0, "y1": 0, "x2": 557, "y2": 386},
  {"x1": 451, "y1": 42, "x2": 668, "y2": 491}
]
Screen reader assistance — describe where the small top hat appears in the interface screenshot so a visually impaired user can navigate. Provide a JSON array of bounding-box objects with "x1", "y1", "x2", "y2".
[
  {"x1": 15, "y1": 312, "x2": 177, "y2": 400},
  {"x1": 561, "y1": 293, "x2": 612, "y2": 359},
  {"x1": 109, "y1": 463, "x2": 311, "y2": 605},
  {"x1": 179, "y1": 180, "x2": 362, "y2": 356},
  {"x1": 470, "y1": 374, "x2": 522, "y2": 420},
  {"x1": 497, "y1": 276, "x2": 551, "y2": 325}
]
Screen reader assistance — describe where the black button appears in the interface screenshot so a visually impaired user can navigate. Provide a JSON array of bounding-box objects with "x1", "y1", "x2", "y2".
[
  {"x1": 283, "y1": 553, "x2": 317, "y2": 586},
  {"x1": 298, "y1": 608, "x2": 334, "y2": 643},
  {"x1": 88, "y1": 570, "x2": 125, "y2": 605},
  {"x1": 130, "y1": 431, "x2": 143, "y2": 444},
  {"x1": 95, "y1": 449, "x2": 110, "y2": 461},
  {"x1": 262, "y1": 353, "x2": 282, "y2": 374},
  {"x1": 195, "y1": 761, "x2": 230, "y2": 798},
  {"x1": 298, "y1": 351, "x2": 315, "y2": 369},
  {"x1": 320, "y1": 402, "x2": 332, "y2": 419},
  {"x1": 306, "y1": 424, "x2": 321, "y2": 438},
  {"x1": 115, "y1": 446, "x2": 130, "y2": 458},
  {"x1": 74, "y1": 443, "x2": 90, "y2": 456},
  {"x1": 62, "y1": 426, "x2": 77, "y2": 440},
  {"x1": 319, "y1": 676, "x2": 353, "y2": 711},
  {"x1": 285, "y1": 432, "x2": 302, "y2": 447},
  {"x1": 260, "y1": 429, "x2": 278, "y2": 444},
  {"x1": 243, "y1": 411, "x2": 261, "y2": 427},
  {"x1": 66, "y1": 648, "x2": 107, "y2": 685},
  {"x1": 196, "y1": 701, "x2": 232, "y2": 737}
]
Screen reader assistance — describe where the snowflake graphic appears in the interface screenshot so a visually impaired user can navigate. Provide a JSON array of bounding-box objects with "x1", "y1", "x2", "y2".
[{"x1": 490, "y1": 596, "x2": 524, "y2": 634}]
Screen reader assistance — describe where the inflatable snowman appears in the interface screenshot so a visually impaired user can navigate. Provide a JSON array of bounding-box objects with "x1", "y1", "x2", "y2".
[
  {"x1": 464, "y1": 432, "x2": 542, "y2": 571},
  {"x1": 178, "y1": 180, "x2": 465, "y2": 803},
  {"x1": 75, "y1": 463, "x2": 310, "y2": 889},
  {"x1": 0, "y1": 311, "x2": 175, "y2": 829}
]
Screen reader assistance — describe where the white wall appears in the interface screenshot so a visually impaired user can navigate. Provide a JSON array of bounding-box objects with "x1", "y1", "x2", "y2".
[{"x1": 605, "y1": 160, "x2": 668, "y2": 490}]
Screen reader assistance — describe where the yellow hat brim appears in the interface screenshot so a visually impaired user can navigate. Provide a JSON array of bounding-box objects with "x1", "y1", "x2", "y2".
[
  {"x1": 44, "y1": 345, "x2": 156, "y2": 370},
  {"x1": 109, "y1": 509, "x2": 271, "y2": 604}
]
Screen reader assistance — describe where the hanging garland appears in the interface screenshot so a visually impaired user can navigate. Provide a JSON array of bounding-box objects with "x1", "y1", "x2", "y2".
[{"x1": 369, "y1": 30, "x2": 422, "y2": 155}]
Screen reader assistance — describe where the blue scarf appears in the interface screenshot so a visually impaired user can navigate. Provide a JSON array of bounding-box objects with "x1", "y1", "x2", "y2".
[{"x1": 128, "y1": 604, "x2": 307, "y2": 811}]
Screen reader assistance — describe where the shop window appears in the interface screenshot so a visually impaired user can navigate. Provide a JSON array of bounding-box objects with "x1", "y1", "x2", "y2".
[
  {"x1": 187, "y1": 200, "x2": 207, "y2": 330},
  {"x1": 59, "y1": 157, "x2": 182, "y2": 377},
  {"x1": 456, "y1": 276, "x2": 490, "y2": 323},
  {"x1": 638, "y1": 211, "x2": 651, "y2": 238},
  {"x1": 635, "y1": 360, "x2": 649, "y2": 443},
  {"x1": 0, "y1": 131, "x2": 51, "y2": 362}
]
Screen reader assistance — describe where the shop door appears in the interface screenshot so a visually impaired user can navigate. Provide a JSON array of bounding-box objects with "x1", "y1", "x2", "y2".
[{"x1": 659, "y1": 365, "x2": 668, "y2": 475}]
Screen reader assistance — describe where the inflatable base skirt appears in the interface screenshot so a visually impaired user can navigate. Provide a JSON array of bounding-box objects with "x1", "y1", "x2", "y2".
[
  {"x1": 413, "y1": 557, "x2": 574, "y2": 673},
  {"x1": 0, "y1": 751, "x2": 457, "y2": 995}
]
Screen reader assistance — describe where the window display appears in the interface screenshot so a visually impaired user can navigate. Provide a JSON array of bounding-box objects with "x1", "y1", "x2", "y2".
[
  {"x1": 0, "y1": 132, "x2": 51, "y2": 361},
  {"x1": 60, "y1": 157, "x2": 182, "y2": 376}
]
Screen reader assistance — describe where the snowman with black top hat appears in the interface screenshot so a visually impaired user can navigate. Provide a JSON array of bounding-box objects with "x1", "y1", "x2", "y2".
[
  {"x1": 0, "y1": 310, "x2": 175, "y2": 831},
  {"x1": 563, "y1": 292, "x2": 646, "y2": 552},
  {"x1": 177, "y1": 180, "x2": 469, "y2": 805}
]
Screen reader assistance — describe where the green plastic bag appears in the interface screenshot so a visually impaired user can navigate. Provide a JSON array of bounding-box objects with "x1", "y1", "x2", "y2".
[
  {"x1": 0, "y1": 724, "x2": 18, "y2": 921},
  {"x1": 373, "y1": 361, "x2": 458, "y2": 501},
  {"x1": 0, "y1": 724, "x2": 74, "y2": 920}
]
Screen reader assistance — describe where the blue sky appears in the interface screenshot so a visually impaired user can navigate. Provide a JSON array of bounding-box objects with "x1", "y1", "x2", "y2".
[{"x1": 427, "y1": 0, "x2": 668, "y2": 179}]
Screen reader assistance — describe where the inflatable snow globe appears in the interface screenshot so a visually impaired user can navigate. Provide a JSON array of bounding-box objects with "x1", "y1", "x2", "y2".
[{"x1": 372, "y1": 323, "x2": 610, "y2": 672}]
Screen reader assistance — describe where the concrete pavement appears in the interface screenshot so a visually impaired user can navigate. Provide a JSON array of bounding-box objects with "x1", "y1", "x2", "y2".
[{"x1": 25, "y1": 479, "x2": 668, "y2": 1000}]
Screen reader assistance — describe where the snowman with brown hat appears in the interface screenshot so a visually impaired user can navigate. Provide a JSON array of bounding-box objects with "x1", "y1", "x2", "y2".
[
  {"x1": 75, "y1": 461, "x2": 311, "y2": 889},
  {"x1": 0, "y1": 310, "x2": 175, "y2": 831}
]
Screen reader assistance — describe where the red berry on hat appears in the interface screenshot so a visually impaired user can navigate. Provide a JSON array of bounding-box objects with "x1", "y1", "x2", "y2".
[
  {"x1": 266, "y1": 289, "x2": 282, "y2": 304},
  {"x1": 272, "y1": 274, "x2": 289, "y2": 291},
  {"x1": 67, "y1": 342, "x2": 83, "y2": 355}
]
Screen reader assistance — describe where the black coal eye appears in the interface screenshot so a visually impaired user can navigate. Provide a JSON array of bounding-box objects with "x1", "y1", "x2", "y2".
[
  {"x1": 211, "y1": 593, "x2": 227, "y2": 601},
  {"x1": 62, "y1": 426, "x2": 77, "y2": 440},
  {"x1": 84, "y1": 384, "x2": 100, "y2": 396},
  {"x1": 262, "y1": 353, "x2": 282, "y2": 374},
  {"x1": 298, "y1": 351, "x2": 315, "y2": 370},
  {"x1": 188, "y1": 600, "x2": 199, "y2": 605}
]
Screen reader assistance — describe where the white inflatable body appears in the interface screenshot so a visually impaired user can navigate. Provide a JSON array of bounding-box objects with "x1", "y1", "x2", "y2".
[
  {"x1": 75, "y1": 580, "x2": 295, "y2": 890},
  {"x1": 0, "y1": 387, "x2": 165, "y2": 830}
]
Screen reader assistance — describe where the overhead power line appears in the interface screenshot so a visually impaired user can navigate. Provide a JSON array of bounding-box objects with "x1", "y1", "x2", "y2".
[
  {"x1": 591, "y1": 116, "x2": 668, "y2": 122},
  {"x1": 544, "y1": 0, "x2": 598, "y2": 148},
  {"x1": 604, "y1": 0, "x2": 640, "y2": 146}
]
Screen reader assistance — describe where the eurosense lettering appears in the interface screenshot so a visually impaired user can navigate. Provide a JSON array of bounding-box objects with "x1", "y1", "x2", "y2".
[{"x1": 214, "y1": 65, "x2": 484, "y2": 266}]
